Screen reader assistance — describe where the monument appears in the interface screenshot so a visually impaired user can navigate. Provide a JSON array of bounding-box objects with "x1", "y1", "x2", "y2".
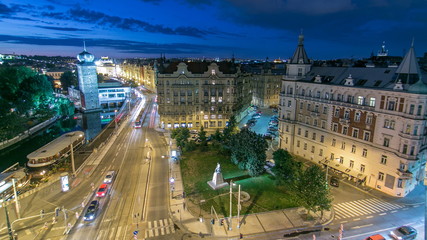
[{"x1": 207, "y1": 163, "x2": 229, "y2": 190}]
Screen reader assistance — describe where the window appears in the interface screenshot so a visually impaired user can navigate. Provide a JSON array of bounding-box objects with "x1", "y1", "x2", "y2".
[
  {"x1": 349, "y1": 160, "x2": 354, "y2": 168},
  {"x1": 388, "y1": 101, "x2": 395, "y2": 111},
  {"x1": 330, "y1": 153, "x2": 335, "y2": 160},
  {"x1": 314, "y1": 105, "x2": 319, "y2": 113},
  {"x1": 287, "y1": 101, "x2": 292, "y2": 107},
  {"x1": 366, "y1": 115, "x2": 373, "y2": 124},
  {"x1": 307, "y1": 104, "x2": 311, "y2": 111},
  {"x1": 362, "y1": 148, "x2": 367, "y2": 157},
  {"x1": 297, "y1": 141, "x2": 300, "y2": 147},
  {"x1": 321, "y1": 121, "x2": 326, "y2": 129},
  {"x1": 354, "y1": 112, "x2": 361, "y2": 122},
  {"x1": 305, "y1": 130, "x2": 308, "y2": 138},
  {"x1": 383, "y1": 138, "x2": 390, "y2": 147},
  {"x1": 304, "y1": 143, "x2": 307, "y2": 150},
  {"x1": 417, "y1": 105, "x2": 422, "y2": 116},
  {"x1": 369, "y1": 97, "x2": 376, "y2": 107},
  {"x1": 312, "y1": 133, "x2": 316, "y2": 140},
  {"x1": 352, "y1": 129, "x2": 359, "y2": 138},
  {"x1": 342, "y1": 126, "x2": 348, "y2": 135},
  {"x1": 397, "y1": 179, "x2": 403, "y2": 188},
  {"x1": 334, "y1": 108, "x2": 340, "y2": 117},
  {"x1": 344, "y1": 110, "x2": 350, "y2": 119},
  {"x1": 313, "y1": 119, "x2": 318, "y2": 126},
  {"x1": 357, "y1": 96, "x2": 364, "y2": 105},
  {"x1": 364, "y1": 132, "x2": 370, "y2": 141},
  {"x1": 285, "y1": 137, "x2": 288, "y2": 144},
  {"x1": 300, "y1": 102, "x2": 303, "y2": 109},
  {"x1": 381, "y1": 155, "x2": 387, "y2": 165},
  {"x1": 409, "y1": 104, "x2": 415, "y2": 115},
  {"x1": 351, "y1": 145, "x2": 356, "y2": 153},
  {"x1": 311, "y1": 146, "x2": 315, "y2": 153},
  {"x1": 319, "y1": 149, "x2": 323, "y2": 156},
  {"x1": 323, "y1": 106, "x2": 327, "y2": 114},
  {"x1": 332, "y1": 139, "x2": 336, "y2": 147},
  {"x1": 332, "y1": 123, "x2": 338, "y2": 132},
  {"x1": 341, "y1": 142, "x2": 346, "y2": 150},
  {"x1": 316, "y1": 91, "x2": 320, "y2": 98},
  {"x1": 347, "y1": 95, "x2": 354, "y2": 103},
  {"x1": 405, "y1": 124, "x2": 411, "y2": 134},
  {"x1": 410, "y1": 146, "x2": 415, "y2": 155},
  {"x1": 339, "y1": 156, "x2": 344, "y2": 164},
  {"x1": 378, "y1": 172, "x2": 384, "y2": 181},
  {"x1": 298, "y1": 128, "x2": 301, "y2": 135},
  {"x1": 413, "y1": 126, "x2": 418, "y2": 135},
  {"x1": 320, "y1": 135, "x2": 324, "y2": 143},
  {"x1": 360, "y1": 164, "x2": 365, "y2": 173},
  {"x1": 286, "y1": 125, "x2": 289, "y2": 132}
]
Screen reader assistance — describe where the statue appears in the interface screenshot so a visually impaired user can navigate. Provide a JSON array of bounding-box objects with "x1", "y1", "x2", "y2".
[
  {"x1": 208, "y1": 163, "x2": 228, "y2": 190},
  {"x1": 215, "y1": 163, "x2": 221, "y2": 173}
]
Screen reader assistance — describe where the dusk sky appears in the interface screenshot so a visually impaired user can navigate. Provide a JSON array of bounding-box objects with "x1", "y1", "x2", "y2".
[{"x1": 0, "y1": 0, "x2": 426, "y2": 60}]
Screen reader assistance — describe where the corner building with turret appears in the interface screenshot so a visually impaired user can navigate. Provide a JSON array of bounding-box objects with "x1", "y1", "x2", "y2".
[{"x1": 279, "y1": 34, "x2": 427, "y2": 197}]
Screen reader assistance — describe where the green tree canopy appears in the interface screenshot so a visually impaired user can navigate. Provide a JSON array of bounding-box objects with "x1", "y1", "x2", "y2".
[
  {"x1": 171, "y1": 127, "x2": 190, "y2": 150},
  {"x1": 198, "y1": 126, "x2": 207, "y2": 146},
  {"x1": 272, "y1": 149, "x2": 302, "y2": 186},
  {"x1": 229, "y1": 128, "x2": 268, "y2": 176},
  {"x1": 60, "y1": 71, "x2": 78, "y2": 91},
  {"x1": 294, "y1": 165, "x2": 332, "y2": 215}
]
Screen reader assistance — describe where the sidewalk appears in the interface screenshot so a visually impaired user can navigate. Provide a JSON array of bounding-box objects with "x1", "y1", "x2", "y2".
[{"x1": 162, "y1": 130, "x2": 334, "y2": 239}]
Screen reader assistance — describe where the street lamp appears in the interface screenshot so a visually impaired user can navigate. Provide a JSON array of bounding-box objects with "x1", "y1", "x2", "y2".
[{"x1": 114, "y1": 110, "x2": 118, "y2": 131}]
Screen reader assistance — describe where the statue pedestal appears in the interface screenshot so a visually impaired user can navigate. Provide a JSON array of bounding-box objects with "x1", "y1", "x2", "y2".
[{"x1": 207, "y1": 172, "x2": 228, "y2": 190}]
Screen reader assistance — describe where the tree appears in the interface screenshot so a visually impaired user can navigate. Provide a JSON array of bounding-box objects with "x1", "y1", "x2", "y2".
[
  {"x1": 223, "y1": 115, "x2": 237, "y2": 147},
  {"x1": 272, "y1": 149, "x2": 302, "y2": 186},
  {"x1": 229, "y1": 128, "x2": 268, "y2": 176},
  {"x1": 60, "y1": 71, "x2": 77, "y2": 91},
  {"x1": 294, "y1": 165, "x2": 332, "y2": 216},
  {"x1": 171, "y1": 127, "x2": 190, "y2": 150},
  {"x1": 211, "y1": 129, "x2": 223, "y2": 147},
  {"x1": 198, "y1": 126, "x2": 207, "y2": 146}
]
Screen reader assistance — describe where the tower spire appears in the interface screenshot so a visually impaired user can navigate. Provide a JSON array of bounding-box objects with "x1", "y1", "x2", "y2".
[{"x1": 83, "y1": 41, "x2": 86, "y2": 51}]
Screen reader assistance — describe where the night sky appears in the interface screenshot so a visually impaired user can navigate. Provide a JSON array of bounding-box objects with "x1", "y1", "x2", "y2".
[{"x1": 0, "y1": 0, "x2": 426, "y2": 60}]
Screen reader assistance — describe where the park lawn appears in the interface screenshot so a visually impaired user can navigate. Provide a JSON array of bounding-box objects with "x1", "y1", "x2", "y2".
[{"x1": 181, "y1": 146, "x2": 298, "y2": 217}]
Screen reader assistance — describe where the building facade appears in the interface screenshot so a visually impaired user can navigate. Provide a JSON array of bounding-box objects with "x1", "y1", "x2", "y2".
[
  {"x1": 119, "y1": 61, "x2": 156, "y2": 92},
  {"x1": 156, "y1": 61, "x2": 251, "y2": 130},
  {"x1": 279, "y1": 34, "x2": 427, "y2": 197}
]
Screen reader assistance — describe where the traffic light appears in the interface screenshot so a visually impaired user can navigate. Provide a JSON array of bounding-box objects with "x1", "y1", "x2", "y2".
[
  {"x1": 40, "y1": 209, "x2": 45, "y2": 219},
  {"x1": 55, "y1": 207, "x2": 60, "y2": 217}
]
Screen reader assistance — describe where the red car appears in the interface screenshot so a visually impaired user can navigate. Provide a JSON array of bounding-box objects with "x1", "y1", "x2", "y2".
[{"x1": 96, "y1": 184, "x2": 108, "y2": 197}]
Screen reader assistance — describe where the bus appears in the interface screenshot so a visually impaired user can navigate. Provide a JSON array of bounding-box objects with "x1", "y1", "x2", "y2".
[{"x1": 134, "y1": 110, "x2": 143, "y2": 128}]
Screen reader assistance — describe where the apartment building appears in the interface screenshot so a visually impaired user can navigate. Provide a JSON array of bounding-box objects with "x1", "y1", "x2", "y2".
[
  {"x1": 156, "y1": 61, "x2": 251, "y2": 130},
  {"x1": 279, "y1": 34, "x2": 427, "y2": 197}
]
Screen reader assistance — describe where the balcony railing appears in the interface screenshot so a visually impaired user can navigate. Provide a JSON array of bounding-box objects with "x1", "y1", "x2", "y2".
[{"x1": 396, "y1": 169, "x2": 413, "y2": 179}]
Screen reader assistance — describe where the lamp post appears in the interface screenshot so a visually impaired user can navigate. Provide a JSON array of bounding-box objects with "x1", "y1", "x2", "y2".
[
  {"x1": 229, "y1": 180, "x2": 233, "y2": 231},
  {"x1": 12, "y1": 179, "x2": 21, "y2": 219},
  {"x1": 114, "y1": 110, "x2": 118, "y2": 131}
]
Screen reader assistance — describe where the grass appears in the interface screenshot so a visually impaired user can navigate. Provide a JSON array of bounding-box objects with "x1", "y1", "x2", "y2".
[{"x1": 181, "y1": 145, "x2": 298, "y2": 217}]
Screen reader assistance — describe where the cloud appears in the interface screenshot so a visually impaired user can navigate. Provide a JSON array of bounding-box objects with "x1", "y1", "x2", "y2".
[
  {"x1": 36, "y1": 26, "x2": 91, "y2": 32},
  {"x1": 0, "y1": 34, "x2": 237, "y2": 54},
  {"x1": 39, "y1": 7, "x2": 209, "y2": 38},
  {"x1": 0, "y1": 2, "x2": 16, "y2": 16}
]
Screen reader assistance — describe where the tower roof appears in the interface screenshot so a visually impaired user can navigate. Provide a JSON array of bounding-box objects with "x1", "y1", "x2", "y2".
[
  {"x1": 395, "y1": 40, "x2": 421, "y2": 84},
  {"x1": 290, "y1": 33, "x2": 310, "y2": 64}
]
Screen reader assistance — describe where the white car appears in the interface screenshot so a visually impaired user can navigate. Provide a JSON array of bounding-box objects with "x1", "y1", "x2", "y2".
[{"x1": 103, "y1": 171, "x2": 115, "y2": 184}]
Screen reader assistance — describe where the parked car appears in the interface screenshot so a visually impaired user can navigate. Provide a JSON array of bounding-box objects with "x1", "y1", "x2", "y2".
[
  {"x1": 83, "y1": 200, "x2": 99, "y2": 221},
  {"x1": 190, "y1": 130, "x2": 198, "y2": 134},
  {"x1": 390, "y1": 226, "x2": 417, "y2": 240},
  {"x1": 329, "y1": 176, "x2": 339, "y2": 187},
  {"x1": 252, "y1": 114, "x2": 261, "y2": 119},
  {"x1": 365, "y1": 234, "x2": 386, "y2": 240},
  {"x1": 269, "y1": 122, "x2": 278, "y2": 127},
  {"x1": 268, "y1": 127, "x2": 278, "y2": 131}
]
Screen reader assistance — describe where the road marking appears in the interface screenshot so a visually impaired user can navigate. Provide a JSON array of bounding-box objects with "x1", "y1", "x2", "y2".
[
  {"x1": 339, "y1": 221, "x2": 348, "y2": 224},
  {"x1": 115, "y1": 152, "x2": 119, "y2": 157},
  {"x1": 366, "y1": 216, "x2": 373, "y2": 219},
  {"x1": 379, "y1": 213, "x2": 387, "y2": 215},
  {"x1": 109, "y1": 227, "x2": 115, "y2": 239},
  {"x1": 391, "y1": 210, "x2": 397, "y2": 213},
  {"x1": 116, "y1": 226, "x2": 122, "y2": 238},
  {"x1": 351, "y1": 224, "x2": 373, "y2": 229},
  {"x1": 353, "y1": 218, "x2": 360, "y2": 221}
]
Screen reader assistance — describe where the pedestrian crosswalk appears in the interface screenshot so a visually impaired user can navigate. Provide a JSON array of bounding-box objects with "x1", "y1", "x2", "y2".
[
  {"x1": 145, "y1": 218, "x2": 175, "y2": 238},
  {"x1": 334, "y1": 198, "x2": 403, "y2": 220}
]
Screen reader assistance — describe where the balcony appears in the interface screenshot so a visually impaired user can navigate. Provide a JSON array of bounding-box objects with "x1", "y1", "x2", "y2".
[
  {"x1": 396, "y1": 169, "x2": 413, "y2": 179},
  {"x1": 398, "y1": 132, "x2": 423, "y2": 140},
  {"x1": 310, "y1": 111, "x2": 320, "y2": 117}
]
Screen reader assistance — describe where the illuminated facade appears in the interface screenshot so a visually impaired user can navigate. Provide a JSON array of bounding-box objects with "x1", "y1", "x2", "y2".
[
  {"x1": 77, "y1": 48, "x2": 100, "y2": 112},
  {"x1": 156, "y1": 61, "x2": 251, "y2": 130},
  {"x1": 279, "y1": 34, "x2": 427, "y2": 197},
  {"x1": 119, "y1": 62, "x2": 156, "y2": 92}
]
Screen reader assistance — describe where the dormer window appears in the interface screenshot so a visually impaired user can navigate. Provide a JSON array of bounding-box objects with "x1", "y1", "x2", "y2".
[{"x1": 212, "y1": 69, "x2": 216, "y2": 75}]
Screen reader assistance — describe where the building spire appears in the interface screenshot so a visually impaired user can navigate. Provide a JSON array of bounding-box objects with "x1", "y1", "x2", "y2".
[
  {"x1": 290, "y1": 32, "x2": 309, "y2": 64},
  {"x1": 83, "y1": 41, "x2": 86, "y2": 51},
  {"x1": 395, "y1": 40, "x2": 421, "y2": 84}
]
